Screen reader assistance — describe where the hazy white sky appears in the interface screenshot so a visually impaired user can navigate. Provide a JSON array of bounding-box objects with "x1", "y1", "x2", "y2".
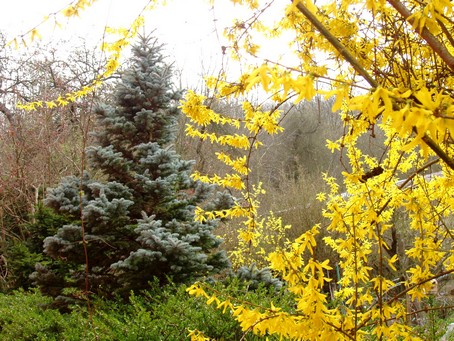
[
  {"x1": 1, "y1": 0, "x2": 295, "y2": 90},
  {"x1": 1, "y1": 0, "x2": 246, "y2": 86}
]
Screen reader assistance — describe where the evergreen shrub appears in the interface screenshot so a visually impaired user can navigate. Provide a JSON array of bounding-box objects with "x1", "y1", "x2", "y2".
[{"x1": 0, "y1": 280, "x2": 295, "y2": 341}]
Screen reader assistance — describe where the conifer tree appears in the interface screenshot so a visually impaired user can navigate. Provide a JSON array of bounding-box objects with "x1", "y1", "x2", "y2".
[{"x1": 32, "y1": 35, "x2": 231, "y2": 301}]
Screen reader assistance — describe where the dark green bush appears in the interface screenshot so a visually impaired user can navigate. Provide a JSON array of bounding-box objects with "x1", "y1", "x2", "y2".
[
  {"x1": 0, "y1": 280, "x2": 295, "y2": 340},
  {"x1": 0, "y1": 205, "x2": 73, "y2": 292},
  {"x1": 91, "y1": 280, "x2": 294, "y2": 340},
  {"x1": 0, "y1": 289, "x2": 73, "y2": 340}
]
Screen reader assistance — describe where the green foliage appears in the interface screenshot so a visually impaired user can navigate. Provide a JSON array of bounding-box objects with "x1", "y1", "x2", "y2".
[
  {"x1": 234, "y1": 264, "x2": 283, "y2": 291},
  {"x1": 414, "y1": 295, "x2": 454, "y2": 341},
  {"x1": 2, "y1": 242, "x2": 44, "y2": 291},
  {"x1": 0, "y1": 280, "x2": 295, "y2": 341},
  {"x1": 0, "y1": 289, "x2": 70, "y2": 340},
  {"x1": 26, "y1": 204, "x2": 74, "y2": 254},
  {"x1": 0, "y1": 205, "x2": 73, "y2": 291}
]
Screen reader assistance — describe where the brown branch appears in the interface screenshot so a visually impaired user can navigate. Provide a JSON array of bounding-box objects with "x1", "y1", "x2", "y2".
[
  {"x1": 293, "y1": 1, "x2": 454, "y2": 169},
  {"x1": 420, "y1": 133, "x2": 454, "y2": 170},
  {"x1": 437, "y1": 19, "x2": 454, "y2": 49},
  {"x1": 355, "y1": 269, "x2": 454, "y2": 332},
  {"x1": 0, "y1": 102, "x2": 15, "y2": 125},
  {"x1": 292, "y1": 0, "x2": 378, "y2": 88},
  {"x1": 387, "y1": 0, "x2": 454, "y2": 71},
  {"x1": 407, "y1": 303, "x2": 454, "y2": 317}
]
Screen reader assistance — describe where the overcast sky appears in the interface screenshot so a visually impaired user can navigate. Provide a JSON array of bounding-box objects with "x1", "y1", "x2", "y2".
[
  {"x1": 1, "y1": 0, "x2": 296, "y2": 92},
  {"x1": 1, "y1": 0, "x2": 247, "y2": 87}
]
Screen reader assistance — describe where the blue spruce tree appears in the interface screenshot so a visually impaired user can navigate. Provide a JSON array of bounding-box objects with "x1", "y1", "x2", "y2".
[{"x1": 32, "y1": 35, "x2": 231, "y2": 301}]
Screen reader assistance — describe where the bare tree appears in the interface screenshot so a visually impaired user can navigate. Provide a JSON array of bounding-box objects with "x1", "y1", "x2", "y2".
[{"x1": 0, "y1": 34, "x2": 115, "y2": 288}]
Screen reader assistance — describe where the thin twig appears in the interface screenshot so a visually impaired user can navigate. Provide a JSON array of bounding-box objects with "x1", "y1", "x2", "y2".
[
  {"x1": 386, "y1": 0, "x2": 454, "y2": 71},
  {"x1": 292, "y1": 0, "x2": 378, "y2": 88}
]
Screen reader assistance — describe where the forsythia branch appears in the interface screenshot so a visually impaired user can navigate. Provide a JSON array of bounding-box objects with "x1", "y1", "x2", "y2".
[
  {"x1": 387, "y1": 0, "x2": 454, "y2": 72},
  {"x1": 293, "y1": 0, "x2": 378, "y2": 88}
]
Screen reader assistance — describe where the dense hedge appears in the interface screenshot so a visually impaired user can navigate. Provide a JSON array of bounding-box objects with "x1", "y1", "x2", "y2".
[{"x1": 0, "y1": 280, "x2": 294, "y2": 340}]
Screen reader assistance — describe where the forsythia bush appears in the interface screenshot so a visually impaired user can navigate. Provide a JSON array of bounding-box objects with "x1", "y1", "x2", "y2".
[{"x1": 181, "y1": 0, "x2": 454, "y2": 340}]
